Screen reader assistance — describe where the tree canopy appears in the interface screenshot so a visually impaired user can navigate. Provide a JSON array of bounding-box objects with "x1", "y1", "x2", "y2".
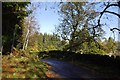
[{"x1": 2, "y1": 2, "x2": 30, "y2": 54}]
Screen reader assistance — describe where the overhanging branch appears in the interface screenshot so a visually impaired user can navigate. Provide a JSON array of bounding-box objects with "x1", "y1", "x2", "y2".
[
  {"x1": 104, "y1": 11, "x2": 120, "y2": 18},
  {"x1": 93, "y1": 2, "x2": 120, "y2": 38},
  {"x1": 110, "y1": 28, "x2": 120, "y2": 33}
]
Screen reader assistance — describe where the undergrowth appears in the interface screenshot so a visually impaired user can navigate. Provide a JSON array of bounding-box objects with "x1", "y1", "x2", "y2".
[{"x1": 2, "y1": 48, "x2": 48, "y2": 79}]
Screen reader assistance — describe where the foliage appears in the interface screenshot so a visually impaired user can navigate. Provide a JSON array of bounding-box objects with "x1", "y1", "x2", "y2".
[
  {"x1": 2, "y1": 2, "x2": 120, "y2": 78},
  {"x1": 54, "y1": 2, "x2": 119, "y2": 56},
  {"x1": 2, "y1": 49, "x2": 47, "y2": 78},
  {"x1": 22, "y1": 31, "x2": 63, "y2": 52},
  {"x1": 2, "y1": 2, "x2": 30, "y2": 54},
  {"x1": 56, "y1": 2, "x2": 104, "y2": 53},
  {"x1": 22, "y1": 13, "x2": 40, "y2": 51}
]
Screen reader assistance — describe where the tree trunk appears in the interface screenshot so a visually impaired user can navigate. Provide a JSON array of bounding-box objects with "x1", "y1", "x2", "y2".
[
  {"x1": 11, "y1": 26, "x2": 17, "y2": 52},
  {"x1": 23, "y1": 29, "x2": 30, "y2": 50}
]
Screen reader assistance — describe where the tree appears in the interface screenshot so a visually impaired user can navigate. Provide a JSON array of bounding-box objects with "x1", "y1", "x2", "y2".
[
  {"x1": 37, "y1": 33, "x2": 62, "y2": 51},
  {"x1": 22, "y1": 14, "x2": 39, "y2": 50},
  {"x1": 104, "y1": 37, "x2": 117, "y2": 54},
  {"x1": 2, "y1": 2, "x2": 30, "y2": 54},
  {"x1": 94, "y1": 1, "x2": 120, "y2": 56},
  {"x1": 56, "y1": 2, "x2": 101, "y2": 52},
  {"x1": 21, "y1": 2, "x2": 41, "y2": 51},
  {"x1": 94, "y1": 1, "x2": 120, "y2": 37}
]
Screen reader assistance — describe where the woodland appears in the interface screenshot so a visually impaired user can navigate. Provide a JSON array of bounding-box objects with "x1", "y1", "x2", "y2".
[{"x1": 1, "y1": 1, "x2": 120, "y2": 78}]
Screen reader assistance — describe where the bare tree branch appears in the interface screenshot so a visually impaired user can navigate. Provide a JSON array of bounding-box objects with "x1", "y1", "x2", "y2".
[
  {"x1": 93, "y1": 2, "x2": 120, "y2": 38},
  {"x1": 110, "y1": 28, "x2": 120, "y2": 33},
  {"x1": 104, "y1": 11, "x2": 120, "y2": 18}
]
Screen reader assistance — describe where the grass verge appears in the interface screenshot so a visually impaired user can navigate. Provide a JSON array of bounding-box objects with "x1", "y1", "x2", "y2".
[{"x1": 2, "y1": 49, "x2": 48, "y2": 79}]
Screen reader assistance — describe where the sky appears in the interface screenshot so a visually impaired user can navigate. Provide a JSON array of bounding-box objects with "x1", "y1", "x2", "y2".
[
  {"x1": 32, "y1": 2, "x2": 119, "y2": 41},
  {"x1": 33, "y1": 2, "x2": 60, "y2": 34}
]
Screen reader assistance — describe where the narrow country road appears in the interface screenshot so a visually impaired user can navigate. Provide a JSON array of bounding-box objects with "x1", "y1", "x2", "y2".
[{"x1": 42, "y1": 59, "x2": 101, "y2": 79}]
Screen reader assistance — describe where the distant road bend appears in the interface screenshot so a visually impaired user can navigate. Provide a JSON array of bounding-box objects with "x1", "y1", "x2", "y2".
[{"x1": 42, "y1": 59, "x2": 101, "y2": 79}]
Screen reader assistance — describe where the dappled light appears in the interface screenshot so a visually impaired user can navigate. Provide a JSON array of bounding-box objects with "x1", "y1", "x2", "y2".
[
  {"x1": 1, "y1": 1, "x2": 120, "y2": 79},
  {"x1": 2, "y1": 50, "x2": 47, "y2": 78}
]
